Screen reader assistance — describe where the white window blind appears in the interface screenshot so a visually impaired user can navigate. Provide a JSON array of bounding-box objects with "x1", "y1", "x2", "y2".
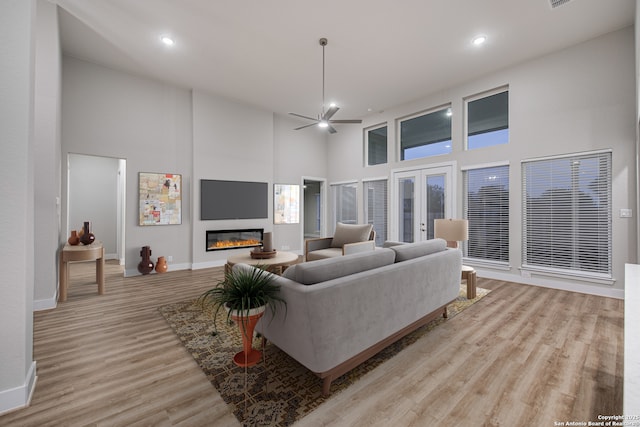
[
  {"x1": 522, "y1": 151, "x2": 612, "y2": 278},
  {"x1": 463, "y1": 165, "x2": 509, "y2": 264},
  {"x1": 331, "y1": 182, "x2": 358, "y2": 232},
  {"x1": 363, "y1": 179, "x2": 387, "y2": 246}
]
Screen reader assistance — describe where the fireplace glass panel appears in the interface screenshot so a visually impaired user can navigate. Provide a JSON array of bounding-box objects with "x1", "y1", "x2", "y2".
[{"x1": 206, "y1": 229, "x2": 264, "y2": 251}]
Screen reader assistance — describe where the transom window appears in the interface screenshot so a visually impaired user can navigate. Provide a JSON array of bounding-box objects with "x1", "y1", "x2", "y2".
[
  {"x1": 366, "y1": 125, "x2": 387, "y2": 166},
  {"x1": 465, "y1": 88, "x2": 509, "y2": 150},
  {"x1": 399, "y1": 106, "x2": 452, "y2": 160}
]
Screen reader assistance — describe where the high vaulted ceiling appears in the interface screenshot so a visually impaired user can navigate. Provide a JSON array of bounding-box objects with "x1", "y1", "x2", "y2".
[{"x1": 53, "y1": 0, "x2": 635, "y2": 122}]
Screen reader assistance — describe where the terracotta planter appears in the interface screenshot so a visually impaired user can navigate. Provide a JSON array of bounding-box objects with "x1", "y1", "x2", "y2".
[
  {"x1": 230, "y1": 306, "x2": 265, "y2": 367},
  {"x1": 67, "y1": 230, "x2": 80, "y2": 245},
  {"x1": 155, "y1": 256, "x2": 168, "y2": 273}
]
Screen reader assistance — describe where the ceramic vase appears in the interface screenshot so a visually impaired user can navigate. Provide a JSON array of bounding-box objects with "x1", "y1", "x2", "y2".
[
  {"x1": 138, "y1": 246, "x2": 154, "y2": 275},
  {"x1": 67, "y1": 230, "x2": 80, "y2": 245},
  {"x1": 79, "y1": 221, "x2": 95, "y2": 245},
  {"x1": 155, "y1": 256, "x2": 168, "y2": 274},
  {"x1": 230, "y1": 306, "x2": 265, "y2": 367}
]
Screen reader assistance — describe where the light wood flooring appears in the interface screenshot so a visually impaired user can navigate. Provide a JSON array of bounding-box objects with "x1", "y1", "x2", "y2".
[{"x1": 0, "y1": 260, "x2": 623, "y2": 426}]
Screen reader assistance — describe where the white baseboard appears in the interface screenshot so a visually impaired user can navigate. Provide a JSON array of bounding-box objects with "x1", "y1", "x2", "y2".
[
  {"x1": 124, "y1": 262, "x2": 191, "y2": 277},
  {"x1": 33, "y1": 295, "x2": 57, "y2": 311},
  {"x1": 0, "y1": 361, "x2": 37, "y2": 416},
  {"x1": 191, "y1": 260, "x2": 227, "y2": 270},
  {"x1": 476, "y1": 268, "x2": 625, "y2": 299}
]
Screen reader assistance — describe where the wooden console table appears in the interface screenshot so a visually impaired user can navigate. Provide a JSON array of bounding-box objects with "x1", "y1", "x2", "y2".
[{"x1": 59, "y1": 241, "x2": 105, "y2": 302}]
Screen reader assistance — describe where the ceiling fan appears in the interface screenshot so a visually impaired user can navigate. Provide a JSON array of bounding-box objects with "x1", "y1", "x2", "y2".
[{"x1": 289, "y1": 38, "x2": 362, "y2": 134}]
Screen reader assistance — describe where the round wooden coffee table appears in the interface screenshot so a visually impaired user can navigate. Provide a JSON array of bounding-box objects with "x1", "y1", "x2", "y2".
[{"x1": 225, "y1": 251, "x2": 299, "y2": 275}]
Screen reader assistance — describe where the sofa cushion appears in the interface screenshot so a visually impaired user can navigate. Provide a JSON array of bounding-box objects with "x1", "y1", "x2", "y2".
[
  {"x1": 390, "y1": 238, "x2": 447, "y2": 262},
  {"x1": 382, "y1": 240, "x2": 405, "y2": 248},
  {"x1": 283, "y1": 248, "x2": 395, "y2": 285},
  {"x1": 330, "y1": 223, "x2": 373, "y2": 248},
  {"x1": 305, "y1": 247, "x2": 343, "y2": 261}
]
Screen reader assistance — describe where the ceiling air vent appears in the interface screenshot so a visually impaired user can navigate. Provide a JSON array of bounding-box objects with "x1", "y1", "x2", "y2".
[{"x1": 550, "y1": 0, "x2": 571, "y2": 8}]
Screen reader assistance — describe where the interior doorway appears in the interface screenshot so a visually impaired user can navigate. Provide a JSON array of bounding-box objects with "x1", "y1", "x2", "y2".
[
  {"x1": 67, "y1": 153, "x2": 126, "y2": 265},
  {"x1": 302, "y1": 178, "x2": 326, "y2": 242}
]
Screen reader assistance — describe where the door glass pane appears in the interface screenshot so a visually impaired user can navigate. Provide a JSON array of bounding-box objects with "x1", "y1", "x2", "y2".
[
  {"x1": 398, "y1": 177, "x2": 414, "y2": 242},
  {"x1": 425, "y1": 175, "x2": 445, "y2": 239}
]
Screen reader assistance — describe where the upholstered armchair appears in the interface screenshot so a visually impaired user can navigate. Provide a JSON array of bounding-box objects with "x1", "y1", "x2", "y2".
[{"x1": 305, "y1": 223, "x2": 376, "y2": 261}]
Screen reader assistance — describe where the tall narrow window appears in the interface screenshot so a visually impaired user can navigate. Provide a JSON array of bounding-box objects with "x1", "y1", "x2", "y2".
[
  {"x1": 466, "y1": 88, "x2": 509, "y2": 150},
  {"x1": 522, "y1": 151, "x2": 612, "y2": 278},
  {"x1": 399, "y1": 106, "x2": 452, "y2": 160},
  {"x1": 363, "y1": 179, "x2": 387, "y2": 246},
  {"x1": 463, "y1": 164, "x2": 509, "y2": 264},
  {"x1": 331, "y1": 182, "x2": 358, "y2": 232},
  {"x1": 366, "y1": 125, "x2": 387, "y2": 166}
]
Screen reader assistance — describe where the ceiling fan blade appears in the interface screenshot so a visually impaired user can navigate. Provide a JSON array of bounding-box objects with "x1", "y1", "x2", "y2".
[
  {"x1": 289, "y1": 112, "x2": 318, "y2": 122},
  {"x1": 322, "y1": 105, "x2": 339, "y2": 121},
  {"x1": 294, "y1": 122, "x2": 319, "y2": 130},
  {"x1": 327, "y1": 124, "x2": 337, "y2": 134},
  {"x1": 329, "y1": 119, "x2": 363, "y2": 124}
]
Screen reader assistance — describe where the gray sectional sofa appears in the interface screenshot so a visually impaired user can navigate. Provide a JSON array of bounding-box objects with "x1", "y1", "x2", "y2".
[{"x1": 238, "y1": 238, "x2": 462, "y2": 395}]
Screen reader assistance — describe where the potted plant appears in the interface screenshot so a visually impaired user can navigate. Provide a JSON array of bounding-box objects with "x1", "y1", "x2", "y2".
[{"x1": 200, "y1": 265, "x2": 286, "y2": 367}]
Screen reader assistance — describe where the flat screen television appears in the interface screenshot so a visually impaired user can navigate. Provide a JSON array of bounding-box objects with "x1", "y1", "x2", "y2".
[{"x1": 201, "y1": 179, "x2": 268, "y2": 220}]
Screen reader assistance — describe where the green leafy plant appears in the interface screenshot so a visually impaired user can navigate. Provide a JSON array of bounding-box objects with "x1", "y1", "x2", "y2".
[{"x1": 199, "y1": 265, "x2": 286, "y2": 332}]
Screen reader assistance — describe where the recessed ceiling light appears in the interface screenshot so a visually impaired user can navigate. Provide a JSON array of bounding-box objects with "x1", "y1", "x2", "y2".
[
  {"x1": 161, "y1": 36, "x2": 175, "y2": 46},
  {"x1": 472, "y1": 35, "x2": 487, "y2": 46}
]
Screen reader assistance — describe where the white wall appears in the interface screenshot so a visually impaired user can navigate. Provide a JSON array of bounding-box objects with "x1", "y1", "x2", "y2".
[
  {"x1": 273, "y1": 113, "x2": 327, "y2": 251},
  {"x1": 0, "y1": 0, "x2": 37, "y2": 414},
  {"x1": 33, "y1": 0, "x2": 61, "y2": 309},
  {"x1": 68, "y1": 153, "x2": 119, "y2": 258},
  {"x1": 191, "y1": 90, "x2": 275, "y2": 268},
  {"x1": 61, "y1": 57, "x2": 193, "y2": 275},
  {"x1": 327, "y1": 27, "x2": 636, "y2": 297}
]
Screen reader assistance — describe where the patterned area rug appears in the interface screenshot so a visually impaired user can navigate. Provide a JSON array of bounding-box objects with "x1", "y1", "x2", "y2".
[{"x1": 159, "y1": 285, "x2": 489, "y2": 426}]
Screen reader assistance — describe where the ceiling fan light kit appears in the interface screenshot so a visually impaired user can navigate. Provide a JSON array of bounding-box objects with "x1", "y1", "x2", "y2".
[{"x1": 289, "y1": 38, "x2": 362, "y2": 134}]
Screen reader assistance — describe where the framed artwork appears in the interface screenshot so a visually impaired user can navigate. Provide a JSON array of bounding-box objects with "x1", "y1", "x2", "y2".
[
  {"x1": 139, "y1": 172, "x2": 182, "y2": 225},
  {"x1": 274, "y1": 184, "x2": 300, "y2": 224}
]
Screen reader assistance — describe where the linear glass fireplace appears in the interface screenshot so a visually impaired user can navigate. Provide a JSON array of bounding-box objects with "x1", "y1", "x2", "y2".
[{"x1": 206, "y1": 228, "x2": 263, "y2": 252}]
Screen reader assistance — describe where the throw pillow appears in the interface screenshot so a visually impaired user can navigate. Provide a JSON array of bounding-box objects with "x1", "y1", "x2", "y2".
[
  {"x1": 391, "y1": 238, "x2": 447, "y2": 262},
  {"x1": 330, "y1": 222, "x2": 373, "y2": 248},
  {"x1": 284, "y1": 249, "x2": 395, "y2": 285}
]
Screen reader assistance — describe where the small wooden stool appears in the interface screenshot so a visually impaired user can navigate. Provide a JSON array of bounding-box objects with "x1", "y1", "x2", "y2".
[{"x1": 461, "y1": 265, "x2": 477, "y2": 299}]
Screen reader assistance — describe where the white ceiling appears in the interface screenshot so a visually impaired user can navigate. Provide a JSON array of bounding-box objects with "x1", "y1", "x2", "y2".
[{"x1": 53, "y1": 0, "x2": 635, "y2": 122}]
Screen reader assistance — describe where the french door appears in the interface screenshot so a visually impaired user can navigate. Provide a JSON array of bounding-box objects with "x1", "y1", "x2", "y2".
[{"x1": 393, "y1": 165, "x2": 453, "y2": 243}]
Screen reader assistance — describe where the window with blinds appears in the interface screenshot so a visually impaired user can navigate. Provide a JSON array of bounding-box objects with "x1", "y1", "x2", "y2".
[
  {"x1": 331, "y1": 182, "x2": 358, "y2": 232},
  {"x1": 363, "y1": 179, "x2": 387, "y2": 246},
  {"x1": 463, "y1": 165, "x2": 509, "y2": 264},
  {"x1": 522, "y1": 151, "x2": 612, "y2": 278}
]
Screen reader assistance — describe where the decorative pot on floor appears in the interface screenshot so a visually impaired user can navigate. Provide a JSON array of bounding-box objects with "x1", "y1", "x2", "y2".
[
  {"x1": 138, "y1": 246, "x2": 154, "y2": 275},
  {"x1": 199, "y1": 265, "x2": 286, "y2": 368},
  {"x1": 230, "y1": 306, "x2": 265, "y2": 367},
  {"x1": 155, "y1": 256, "x2": 168, "y2": 274},
  {"x1": 79, "y1": 221, "x2": 95, "y2": 245}
]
